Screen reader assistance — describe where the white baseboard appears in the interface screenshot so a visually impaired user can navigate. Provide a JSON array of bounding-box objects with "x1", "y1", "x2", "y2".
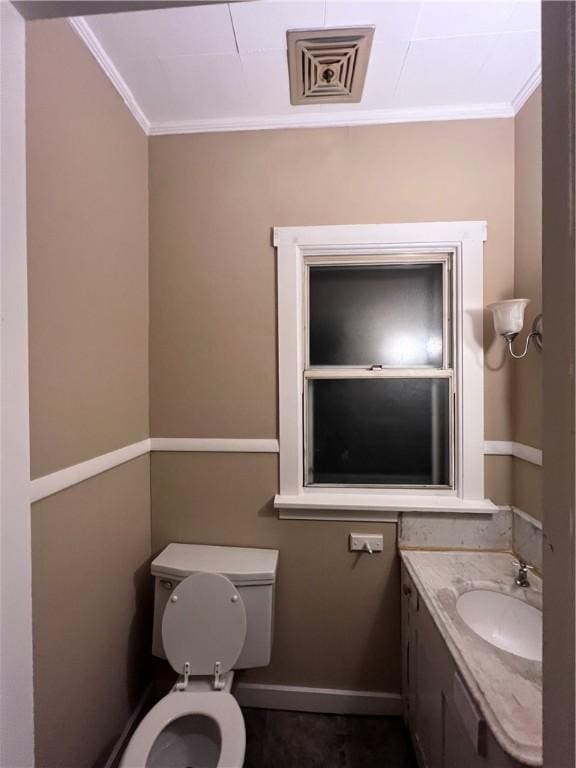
[
  {"x1": 234, "y1": 683, "x2": 403, "y2": 716},
  {"x1": 103, "y1": 684, "x2": 154, "y2": 768}
]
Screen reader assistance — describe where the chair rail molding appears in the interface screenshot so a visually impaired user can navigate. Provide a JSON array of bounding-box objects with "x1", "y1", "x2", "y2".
[
  {"x1": 30, "y1": 437, "x2": 280, "y2": 502},
  {"x1": 29, "y1": 437, "x2": 537, "y2": 504},
  {"x1": 484, "y1": 440, "x2": 542, "y2": 466},
  {"x1": 149, "y1": 437, "x2": 279, "y2": 453}
]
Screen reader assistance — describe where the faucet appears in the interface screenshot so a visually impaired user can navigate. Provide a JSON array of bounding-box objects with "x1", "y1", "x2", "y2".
[{"x1": 513, "y1": 560, "x2": 534, "y2": 588}]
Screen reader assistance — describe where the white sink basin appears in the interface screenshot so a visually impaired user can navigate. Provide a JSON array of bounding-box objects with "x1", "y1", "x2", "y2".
[{"x1": 456, "y1": 589, "x2": 542, "y2": 661}]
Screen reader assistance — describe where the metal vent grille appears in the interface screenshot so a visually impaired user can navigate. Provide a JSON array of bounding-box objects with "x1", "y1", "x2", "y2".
[{"x1": 287, "y1": 27, "x2": 375, "y2": 106}]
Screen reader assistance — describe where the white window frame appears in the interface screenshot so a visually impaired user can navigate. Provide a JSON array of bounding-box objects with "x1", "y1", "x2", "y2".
[{"x1": 274, "y1": 221, "x2": 496, "y2": 519}]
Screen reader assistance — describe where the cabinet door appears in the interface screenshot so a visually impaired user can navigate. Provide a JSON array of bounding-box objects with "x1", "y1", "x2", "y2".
[
  {"x1": 442, "y1": 689, "x2": 487, "y2": 768},
  {"x1": 413, "y1": 610, "x2": 444, "y2": 768},
  {"x1": 401, "y1": 568, "x2": 418, "y2": 727},
  {"x1": 402, "y1": 565, "x2": 444, "y2": 768}
]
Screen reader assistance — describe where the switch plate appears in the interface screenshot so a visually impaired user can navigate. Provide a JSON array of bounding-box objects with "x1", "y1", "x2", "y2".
[{"x1": 349, "y1": 533, "x2": 384, "y2": 553}]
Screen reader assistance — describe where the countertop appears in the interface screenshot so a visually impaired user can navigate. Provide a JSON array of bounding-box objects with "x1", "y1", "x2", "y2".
[{"x1": 400, "y1": 550, "x2": 542, "y2": 767}]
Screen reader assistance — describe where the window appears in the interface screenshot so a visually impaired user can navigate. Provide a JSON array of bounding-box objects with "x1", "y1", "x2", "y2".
[
  {"x1": 305, "y1": 258, "x2": 452, "y2": 489},
  {"x1": 274, "y1": 222, "x2": 495, "y2": 518}
]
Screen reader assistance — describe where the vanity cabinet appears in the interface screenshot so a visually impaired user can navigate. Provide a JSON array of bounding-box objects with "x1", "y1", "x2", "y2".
[{"x1": 401, "y1": 564, "x2": 530, "y2": 768}]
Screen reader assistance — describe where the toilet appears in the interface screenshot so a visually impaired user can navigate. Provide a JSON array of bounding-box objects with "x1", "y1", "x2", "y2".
[{"x1": 120, "y1": 543, "x2": 279, "y2": 768}]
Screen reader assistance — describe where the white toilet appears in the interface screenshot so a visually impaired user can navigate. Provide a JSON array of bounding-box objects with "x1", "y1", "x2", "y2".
[{"x1": 120, "y1": 543, "x2": 279, "y2": 768}]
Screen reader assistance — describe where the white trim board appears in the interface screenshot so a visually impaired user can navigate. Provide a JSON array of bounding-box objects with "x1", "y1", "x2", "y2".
[
  {"x1": 275, "y1": 493, "x2": 496, "y2": 517},
  {"x1": 150, "y1": 438, "x2": 279, "y2": 453},
  {"x1": 512, "y1": 65, "x2": 541, "y2": 114},
  {"x1": 69, "y1": 17, "x2": 149, "y2": 134},
  {"x1": 278, "y1": 506, "x2": 400, "y2": 523},
  {"x1": 275, "y1": 221, "x2": 489, "y2": 514},
  {"x1": 234, "y1": 683, "x2": 402, "y2": 717},
  {"x1": 102, "y1": 685, "x2": 154, "y2": 768},
  {"x1": 70, "y1": 14, "x2": 540, "y2": 137},
  {"x1": 30, "y1": 439, "x2": 152, "y2": 503},
  {"x1": 0, "y1": 4, "x2": 35, "y2": 764},
  {"x1": 148, "y1": 103, "x2": 515, "y2": 136},
  {"x1": 30, "y1": 438, "x2": 279, "y2": 503},
  {"x1": 29, "y1": 437, "x2": 536, "y2": 504},
  {"x1": 513, "y1": 506, "x2": 543, "y2": 531},
  {"x1": 484, "y1": 441, "x2": 542, "y2": 467}
]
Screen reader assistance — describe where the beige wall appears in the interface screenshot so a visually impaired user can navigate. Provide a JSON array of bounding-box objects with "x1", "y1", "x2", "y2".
[
  {"x1": 27, "y1": 18, "x2": 149, "y2": 479},
  {"x1": 26, "y1": 19, "x2": 151, "y2": 768},
  {"x1": 32, "y1": 458, "x2": 151, "y2": 768},
  {"x1": 149, "y1": 120, "x2": 515, "y2": 691},
  {"x1": 513, "y1": 87, "x2": 543, "y2": 521},
  {"x1": 151, "y1": 453, "x2": 401, "y2": 691},
  {"x1": 150, "y1": 121, "x2": 515, "y2": 443}
]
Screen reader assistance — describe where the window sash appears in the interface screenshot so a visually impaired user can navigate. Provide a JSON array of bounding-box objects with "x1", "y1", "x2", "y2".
[
  {"x1": 303, "y1": 372, "x2": 455, "y2": 491},
  {"x1": 304, "y1": 252, "x2": 453, "y2": 371}
]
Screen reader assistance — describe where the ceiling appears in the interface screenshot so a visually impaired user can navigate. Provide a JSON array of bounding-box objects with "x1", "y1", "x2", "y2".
[{"x1": 73, "y1": 0, "x2": 541, "y2": 135}]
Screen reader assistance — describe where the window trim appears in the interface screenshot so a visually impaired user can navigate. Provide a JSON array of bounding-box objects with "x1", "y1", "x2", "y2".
[{"x1": 274, "y1": 221, "x2": 496, "y2": 516}]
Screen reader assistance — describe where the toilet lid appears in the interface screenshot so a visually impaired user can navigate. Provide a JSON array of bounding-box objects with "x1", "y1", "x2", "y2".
[{"x1": 162, "y1": 571, "x2": 247, "y2": 676}]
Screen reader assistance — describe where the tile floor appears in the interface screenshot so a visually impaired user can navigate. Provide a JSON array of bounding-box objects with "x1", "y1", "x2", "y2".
[{"x1": 242, "y1": 708, "x2": 418, "y2": 768}]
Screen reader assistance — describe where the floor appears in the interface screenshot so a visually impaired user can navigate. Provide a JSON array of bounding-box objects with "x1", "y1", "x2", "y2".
[{"x1": 242, "y1": 708, "x2": 418, "y2": 768}]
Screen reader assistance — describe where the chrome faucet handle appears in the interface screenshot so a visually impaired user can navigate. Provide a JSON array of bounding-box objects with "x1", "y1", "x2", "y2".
[{"x1": 513, "y1": 560, "x2": 533, "y2": 587}]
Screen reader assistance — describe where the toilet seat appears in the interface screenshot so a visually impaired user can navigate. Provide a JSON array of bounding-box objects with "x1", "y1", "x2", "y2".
[
  {"x1": 119, "y1": 691, "x2": 246, "y2": 768},
  {"x1": 162, "y1": 572, "x2": 247, "y2": 682}
]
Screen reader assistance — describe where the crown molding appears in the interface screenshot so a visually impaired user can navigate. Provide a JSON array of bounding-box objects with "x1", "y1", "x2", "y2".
[
  {"x1": 69, "y1": 17, "x2": 150, "y2": 134},
  {"x1": 148, "y1": 102, "x2": 515, "y2": 136},
  {"x1": 512, "y1": 64, "x2": 542, "y2": 114}
]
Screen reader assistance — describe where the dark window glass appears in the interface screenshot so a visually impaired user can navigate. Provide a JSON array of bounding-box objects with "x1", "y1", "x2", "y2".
[
  {"x1": 307, "y1": 378, "x2": 450, "y2": 486},
  {"x1": 309, "y1": 263, "x2": 444, "y2": 367}
]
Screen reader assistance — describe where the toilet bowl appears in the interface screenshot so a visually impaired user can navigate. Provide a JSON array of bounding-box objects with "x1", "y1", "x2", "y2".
[{"x1": 119, "y1": 688, "x2": 245, "y2": 768}]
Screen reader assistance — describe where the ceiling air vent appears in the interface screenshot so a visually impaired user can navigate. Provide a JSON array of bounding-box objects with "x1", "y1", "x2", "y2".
[{"x1": 287, "y1": 27, "x2": 375, "y2": 106}]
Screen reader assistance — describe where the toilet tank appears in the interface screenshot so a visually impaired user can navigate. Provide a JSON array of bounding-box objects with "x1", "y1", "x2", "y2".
[{"x1": 150, "y1": 543, "x2": 278, "y2": 669}]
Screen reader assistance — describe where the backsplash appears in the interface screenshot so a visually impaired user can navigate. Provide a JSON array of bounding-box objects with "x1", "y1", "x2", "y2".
[
  {"x1": 399, "y1": 507, "x2": 543, "y2": 574},
  {"x1": 512, "y1": 508, "x2": 543, "y2": 573},
  {"x1": 399, "y1": 509, "x2": 512, "y2": 550}
]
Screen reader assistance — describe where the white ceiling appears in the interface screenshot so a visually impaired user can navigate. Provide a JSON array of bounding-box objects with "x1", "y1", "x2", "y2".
[{"x1": 74, "y1": 0, "x2": 541, "y2": 135}]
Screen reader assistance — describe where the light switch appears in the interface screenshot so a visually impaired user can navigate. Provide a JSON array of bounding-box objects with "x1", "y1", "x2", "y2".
[{"x1": 349, "y1": 533, "x2": 384, "y2": 553}]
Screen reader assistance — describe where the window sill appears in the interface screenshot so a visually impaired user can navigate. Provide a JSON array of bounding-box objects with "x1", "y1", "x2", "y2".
[{"x1": 274, "y1": 493, "x2": 497, "y2": 522}]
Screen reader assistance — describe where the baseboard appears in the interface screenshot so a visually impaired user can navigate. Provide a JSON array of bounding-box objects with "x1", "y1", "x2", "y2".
[
  {"x1": 234, "y1": 683, "x2": 403, "y2": 716},
  {"x1": 103, "y1": 684, "x2": 154, "y2": 768}
]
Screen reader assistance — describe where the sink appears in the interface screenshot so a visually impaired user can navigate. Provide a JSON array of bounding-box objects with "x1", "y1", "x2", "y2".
[{"x1": 456, "y1": 589, "x2": 542, "y2": 661}]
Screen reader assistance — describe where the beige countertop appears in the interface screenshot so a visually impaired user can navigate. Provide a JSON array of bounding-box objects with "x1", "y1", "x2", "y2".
[{"x1": 400, "y1": 550, "x2": 542, "y2": 767}]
